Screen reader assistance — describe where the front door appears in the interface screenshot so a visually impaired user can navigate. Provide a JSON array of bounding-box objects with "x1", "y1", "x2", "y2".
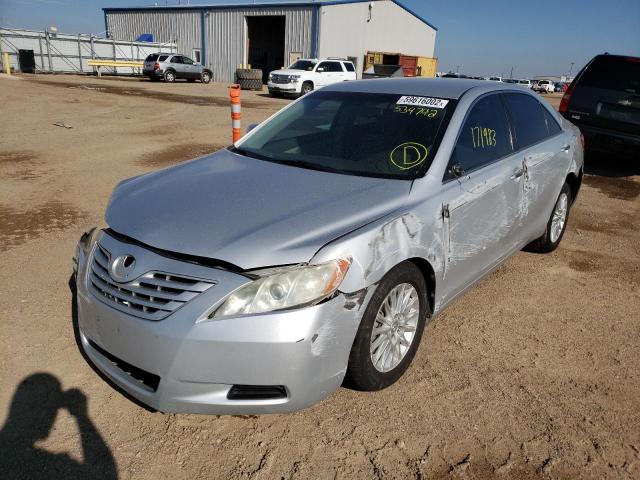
[{"x1": 440, "y1": 93, "x2": 526, "y2": 302}]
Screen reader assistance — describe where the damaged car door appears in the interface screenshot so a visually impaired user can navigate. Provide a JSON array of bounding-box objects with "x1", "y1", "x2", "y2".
[{"x1": 440, "y1": 93, "x2": 526, "y2": 301}]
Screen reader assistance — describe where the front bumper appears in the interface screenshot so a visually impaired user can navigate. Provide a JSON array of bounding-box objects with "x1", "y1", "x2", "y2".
[
  {"x1": 76, "y1": 231, "x2": 367, "y2": 414},
  {"x1": 267, "y1": 82, "x2": 300, "y2": 94}
]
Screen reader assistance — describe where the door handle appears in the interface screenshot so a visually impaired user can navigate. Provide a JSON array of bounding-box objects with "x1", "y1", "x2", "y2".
[{"x1": 561, "y1": 144, "x2": 571, "y2": 152}]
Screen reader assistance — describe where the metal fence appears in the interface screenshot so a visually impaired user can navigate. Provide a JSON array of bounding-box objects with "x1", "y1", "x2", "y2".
[{"x1": 0, "y1": 27, "x2": 177, "y2": 75}]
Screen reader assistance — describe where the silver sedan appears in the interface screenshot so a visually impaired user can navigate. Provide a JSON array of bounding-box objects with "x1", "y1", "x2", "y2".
[{"x1": 74, "y1": 78, "x2": 583, "y2": 414}]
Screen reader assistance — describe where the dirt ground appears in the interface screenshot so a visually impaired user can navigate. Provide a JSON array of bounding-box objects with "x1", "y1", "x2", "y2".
[{"x1": 0, "y1": 74, "x2": 638, "y2": 480}]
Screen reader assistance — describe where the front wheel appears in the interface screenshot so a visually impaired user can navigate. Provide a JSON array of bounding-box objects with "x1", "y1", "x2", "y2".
[
  {"x1": 201, "y1": 71, "x2": 211, "y2": 84},
  {"x1": 526, "y1": 182, "x2": 571, "y2": 253},
  {"x1": 300, "y1": 82, "x2": 313, "y2": 96},
  {"x1": 346, "y1": 262, "x2": 428, "y2": 391}
]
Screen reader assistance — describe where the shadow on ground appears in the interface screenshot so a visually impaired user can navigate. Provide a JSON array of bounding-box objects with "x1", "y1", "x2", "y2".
[{"x1": 0, "y1": 372, "x2": 118, "y2": 480}]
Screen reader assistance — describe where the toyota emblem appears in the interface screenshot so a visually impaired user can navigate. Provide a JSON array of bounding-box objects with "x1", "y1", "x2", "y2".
[{"x1": 109, "y1": 254, "x2": 136, "y2": 283}]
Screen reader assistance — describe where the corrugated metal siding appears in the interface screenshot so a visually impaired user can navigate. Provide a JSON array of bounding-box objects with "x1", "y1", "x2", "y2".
[
  {"x1": 106, "y1": 10, "x2": 201, "y2": 56},
  {"x1": 105, "y1": 6, "x2": 314, "y2": 83},
  {"x1": 204, "y1": 6, "x2": 314, "y2": 82}
]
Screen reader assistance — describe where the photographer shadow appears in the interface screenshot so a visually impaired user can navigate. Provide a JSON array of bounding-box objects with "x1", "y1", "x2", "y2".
[{"x1": 0, "y1": 373, "x2": 118, "y2": 480}]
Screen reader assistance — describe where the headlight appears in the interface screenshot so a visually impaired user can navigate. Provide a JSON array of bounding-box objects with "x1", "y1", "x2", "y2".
[
  {"x1": 289, "y1": 75, "x2": 301, "y2": 82},
  {"x1": 269, "y1": 74, "x2": 274, "y2": 81},
  {"x1": 211, "y1": 258, "x2": 350, "y2": 318}
]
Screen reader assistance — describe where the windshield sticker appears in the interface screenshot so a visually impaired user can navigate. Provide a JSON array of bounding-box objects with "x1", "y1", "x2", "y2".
[
  {"x1": 396, "y1": 96, "x2": 449, "y2": 109},
  {"x1": 471, "y1": 126, "x2": 497, "y2": 148},
  {"x1": 389, "y1": 142, "x2": 429, "y2": 170},
  {"x1": 393, "y1": 105, "x2": 439, "y2": 117}
]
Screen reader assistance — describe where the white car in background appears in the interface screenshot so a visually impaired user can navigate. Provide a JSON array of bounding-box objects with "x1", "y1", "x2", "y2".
[
  {"x1": 268, "y1": 58, "x2": 357, "y2": 97},
  {"x1": 534, "y1": 79, "x2": 555, "y2": 94},
  {"x1": 486, "y1": 76, "x2": 503, "y2": 82},
  {"x1": 517, "y1": 79, "x2": 532, "y2": 88}
]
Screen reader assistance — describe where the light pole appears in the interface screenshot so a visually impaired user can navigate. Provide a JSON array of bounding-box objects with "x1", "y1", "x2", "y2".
[
  {"x1": 455, "y1": 65, "x2": 460, "y2": 74},
  {"x1": 568, "y1": 61, "x2": 575, "y2": 78}
]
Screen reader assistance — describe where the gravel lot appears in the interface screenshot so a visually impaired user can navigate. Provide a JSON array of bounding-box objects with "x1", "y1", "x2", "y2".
[{"x1": 0, "y1": 74, "x2": 638, "y2": 480}]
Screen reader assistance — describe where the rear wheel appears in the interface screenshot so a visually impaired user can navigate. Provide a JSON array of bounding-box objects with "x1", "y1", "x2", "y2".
[
  {"x1": 526, "y1": 182, "x2": 571, "y2": 253},
  {"x1": 164, "y1": 70, "x2": 176, "y2": 83},
  {"x1": 346, "y1": 262, "x2": 428, "y2": 391}
]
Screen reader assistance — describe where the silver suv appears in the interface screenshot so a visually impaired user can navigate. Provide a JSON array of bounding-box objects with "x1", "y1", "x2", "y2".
[{"x1": 143, "y1": 53, "x2": 213, "y2": 84}]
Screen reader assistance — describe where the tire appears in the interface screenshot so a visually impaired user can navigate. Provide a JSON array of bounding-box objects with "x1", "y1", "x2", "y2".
[
  {"x1": 235, "y1": 68, "x2": 263, "y2": 80},
  {"x1": 164, "y1": 70, "x2": 176, "y2": 83},
  {"x1": 525, "y1": 182, "x2": 572, "y2": 253},
  {"x1": 238, "y1": 78, "x2": 263, "y2": 91},
  {"x1": 300, "y1": 81, "x2": 313, "y2": 96},
  {"x1": 346, "y1": 261, "x2": 428, "y2": 391},
  {"x1": 201, "y1": 70, "x2": 212, "y2": 84}
]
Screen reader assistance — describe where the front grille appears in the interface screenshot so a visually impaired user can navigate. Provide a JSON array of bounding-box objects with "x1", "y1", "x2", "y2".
[
  {"x1": 88, "y1": 243, "x2": 215, "y2": 321},
  {"x1": 271, "y1": 74, "x2": 291, "y2": 84}
]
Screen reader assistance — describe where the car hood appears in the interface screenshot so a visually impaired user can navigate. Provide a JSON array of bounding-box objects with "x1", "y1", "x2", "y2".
[
  {"x1": 271, "y1": 69, "x2": 307, "y2": 76},
  {"x1": 106, "y1": 149, "x2": 412, "y2": 270}
]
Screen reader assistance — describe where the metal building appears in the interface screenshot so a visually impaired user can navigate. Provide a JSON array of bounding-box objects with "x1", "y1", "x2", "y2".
[{"x1": 103, "y1": 0, "x2": 437, "y2": 82}]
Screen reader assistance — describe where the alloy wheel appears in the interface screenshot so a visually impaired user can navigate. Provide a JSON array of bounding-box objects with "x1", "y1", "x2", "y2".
[{"x1": 370, "y1": 283, "x2": 419, "y2": 373}]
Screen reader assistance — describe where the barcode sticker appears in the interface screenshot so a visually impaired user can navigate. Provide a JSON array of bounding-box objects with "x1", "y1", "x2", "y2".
[{"x1": 396, "y1": 96, "x2": 449, "y2": 108}]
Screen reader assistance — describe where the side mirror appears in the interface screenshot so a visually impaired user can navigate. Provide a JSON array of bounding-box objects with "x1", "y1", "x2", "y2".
[
  {"x1": 450, "y1": 163, "x2": 465, "y2": 178},
  {"x1": 317, "y1": 67, "x2": 325, "y2": 72},
  {"x1": 247, "y1": 123, "x2": 259, "y2": 134}
]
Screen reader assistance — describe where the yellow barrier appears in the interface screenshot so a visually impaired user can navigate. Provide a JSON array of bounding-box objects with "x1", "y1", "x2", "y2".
[
  {"x1": 87, "y1": 60, "x2": 144, "y2": 77},
  {"x1": 2, "y1": 52, "x2": 10, "y2": 75}
]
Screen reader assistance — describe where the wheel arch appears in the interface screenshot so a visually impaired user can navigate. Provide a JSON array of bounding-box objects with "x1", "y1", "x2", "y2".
[
  {"x1": 405, "y1": 257, "x2": 436, "y2": 315},
  {"x1": 566, "y1": 168, "x2": 583, "y2": 205}
]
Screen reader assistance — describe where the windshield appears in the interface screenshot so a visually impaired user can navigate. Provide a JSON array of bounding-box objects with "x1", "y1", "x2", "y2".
[
  {"x1": 289, "y1": 60, "x2": 317, "y2": 71},
  {"x1": 236, "y1": 91, "x2": 454, "y2": 179}
]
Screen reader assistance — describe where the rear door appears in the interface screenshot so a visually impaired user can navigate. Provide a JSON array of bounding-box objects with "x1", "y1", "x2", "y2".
[
  {"x1": 342, "y1": 61, "x2": 357, "y2": 80},
  {"x1": 440, "y1": 93, "x2": 525, "y2": 302},
  {"x1": 169, "y1": 55, "x2": 185, "y2": 78},
  {"x1": 567, "y1": 55, "x2": 640, "y2": 136},
  {"x1": 502, "y1": 92, "x2": 571, "y2": 240}
]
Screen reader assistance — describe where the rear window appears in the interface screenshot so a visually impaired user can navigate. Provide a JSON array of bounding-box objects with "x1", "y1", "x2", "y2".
[
  {"x1": 158, "y1": 55, "x2": 169, "y2": 61},
  {"x1": 579, "y1": 55, "x2": 640, "y2": 93},
  {"x1": 145, "y1": 54, "x2": 158, "y2": 61},
  {"x1": 343, "y1": 62, "x2": 355, "y2": 72},
  {"x1": 503, "y1": 93, "x2": 550, "y2": 149}
]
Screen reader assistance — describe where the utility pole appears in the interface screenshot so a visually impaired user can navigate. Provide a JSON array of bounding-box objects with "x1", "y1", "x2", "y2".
[
  {"x1": 455, "y1": 64, "x2": 460, "y2": 74},
  {"x1": 509, "y1": 66, "x2": 513, "y2": 79},
  {"x1": 568, "y1": 61, "x2": 575, "y2": 78}
]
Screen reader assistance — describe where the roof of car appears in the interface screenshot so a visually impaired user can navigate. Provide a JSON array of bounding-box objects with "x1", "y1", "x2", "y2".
[{"x1": 323, "y1": 78, "x2": 525, "y2": 99}]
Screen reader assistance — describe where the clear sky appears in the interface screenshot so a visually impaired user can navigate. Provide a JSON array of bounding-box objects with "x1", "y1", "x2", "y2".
[{"x1": 1, "y1": 0, "x2": 639, "y2": 78}]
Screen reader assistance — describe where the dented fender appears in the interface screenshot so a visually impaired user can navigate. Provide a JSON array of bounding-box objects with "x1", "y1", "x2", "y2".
[{"x1": 311, "y1": 210, "x2": 445, "y2": 297}]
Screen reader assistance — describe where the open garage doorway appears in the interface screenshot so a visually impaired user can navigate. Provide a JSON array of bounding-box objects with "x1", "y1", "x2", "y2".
[{"x1": 246, "y1": 16, "x2": 285, "y2": 83}]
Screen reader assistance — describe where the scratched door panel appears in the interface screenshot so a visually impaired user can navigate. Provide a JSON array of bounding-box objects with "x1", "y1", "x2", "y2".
[{"x1": 440, "y1": 155, "x2": 525, "y2": 302}]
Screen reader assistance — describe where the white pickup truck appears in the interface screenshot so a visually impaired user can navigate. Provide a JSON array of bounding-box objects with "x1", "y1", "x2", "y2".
[{"x1": 268, "y1": 58, "x2": 357, "y2": 97}]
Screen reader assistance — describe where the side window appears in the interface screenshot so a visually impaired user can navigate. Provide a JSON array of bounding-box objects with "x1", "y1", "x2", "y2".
[
  {"x1": 502, "y1": 93, "x2": 549, "y2": 149},
  {"x1": 328, "y1": 62, "x2": 343, "y2": 72},
  {"x1": 170, "y1": 56, "x2": 183, "y2": 64},
  {"x1": 182, "y1": 56, "x2": 194, "y2": 65},
  {"x1": 317, "y1": 62, "x2": 329, "y2": 72},
  {"x1": 158, "y1": 55, "x2": 169, "y2": 62},
  {"x1": 343, "y1": 62, "x2": 355, "y2": 72},
  {"x1": 448, "y1": 94, "x2": 513, "y2": 178},
  {"x1": 542, "y1": 107, "x2": 562, "y2": 136}
]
